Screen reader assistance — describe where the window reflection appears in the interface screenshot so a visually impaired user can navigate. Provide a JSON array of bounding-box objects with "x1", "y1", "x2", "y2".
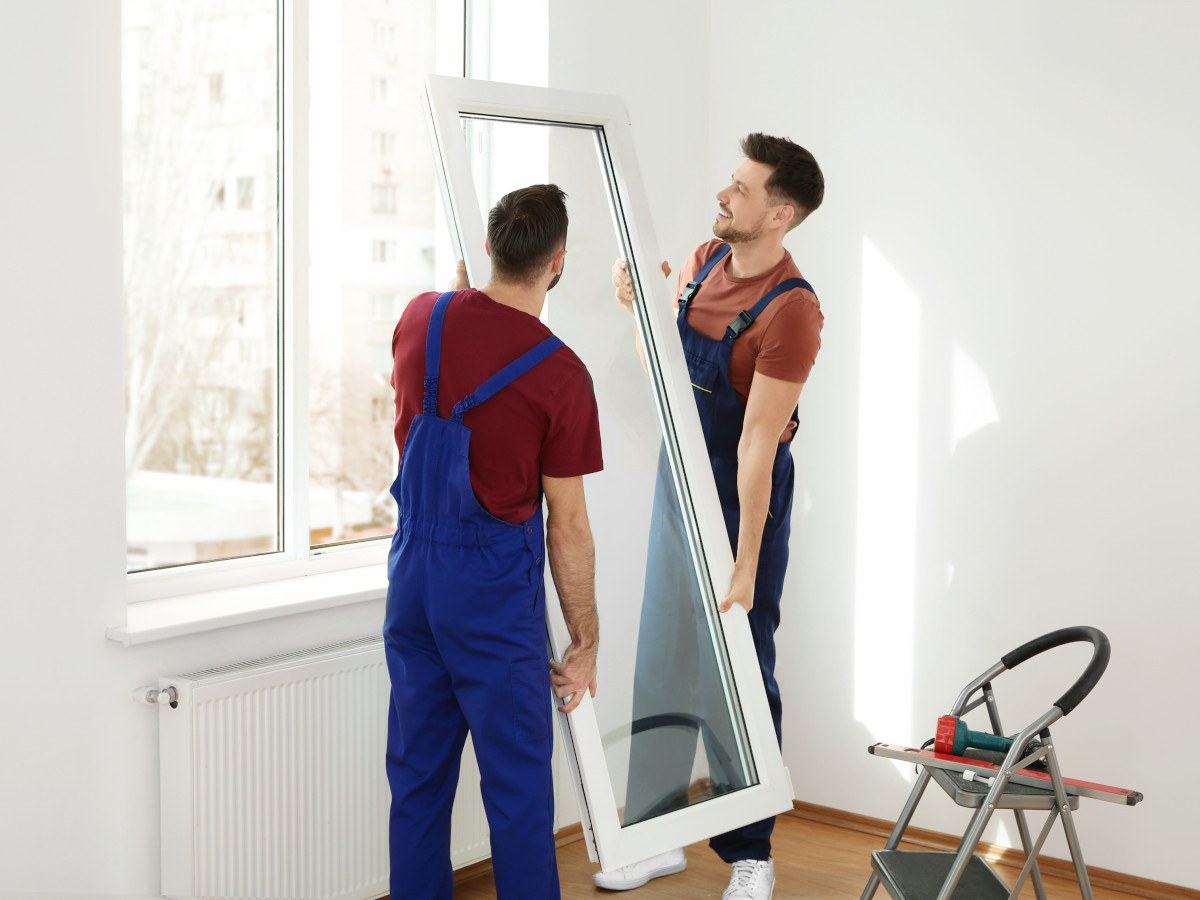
[{"x1": 624, "y1": 448, "x2": 753, "y2": 823}]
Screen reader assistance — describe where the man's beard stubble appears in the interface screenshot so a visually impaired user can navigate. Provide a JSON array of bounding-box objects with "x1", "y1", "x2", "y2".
[{"x1": 713, "y1": 215, "x2": 763, "y2": 244}]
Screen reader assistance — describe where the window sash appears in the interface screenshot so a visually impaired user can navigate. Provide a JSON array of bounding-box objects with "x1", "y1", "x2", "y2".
[{"x1": 423, "y1": 73, "x2": 794, "y2": 871}]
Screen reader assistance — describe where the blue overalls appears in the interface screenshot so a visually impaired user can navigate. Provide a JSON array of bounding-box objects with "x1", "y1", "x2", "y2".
[
  {"x1": 384, "y1": 290, "x2": 564, "y2": 900},
  {"x1": 626, "y1": 243, "x2": 815, "y2": 862}
]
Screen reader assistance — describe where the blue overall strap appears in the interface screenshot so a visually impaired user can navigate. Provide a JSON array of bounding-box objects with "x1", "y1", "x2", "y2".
[
  {"x1": 423, "y1": 291, "x2": 456, "y2": 416},
  {"x1": 678, "y1": 242, "x2": 732, "y2": 311},
  {"x1": 723, "y1": 277, "x2": 816, "y2": 345},
  {"x1": 451, "y1": 335, "x2": 565, "y2": 423}
]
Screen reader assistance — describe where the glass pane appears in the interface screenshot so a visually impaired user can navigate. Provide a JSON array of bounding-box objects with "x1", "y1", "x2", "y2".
[
  {"x1": 307, "y1": 0, "x2": 458, "y2": 550},
  {"x1": 458, "y1": 116, "x2": 757, "y2": 825},
  {"x1": 122, "y1": 0, "x2": 279, "y2": 572}
]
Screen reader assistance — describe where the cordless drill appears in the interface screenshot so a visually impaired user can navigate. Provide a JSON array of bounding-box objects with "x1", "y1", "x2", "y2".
[{"x1": 934, "y1": 714, "x2": 1014, "y2": 756}]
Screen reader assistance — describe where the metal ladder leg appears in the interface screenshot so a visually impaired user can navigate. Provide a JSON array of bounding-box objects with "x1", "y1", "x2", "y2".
[
  {"x1": 860, "y1": 769, "x2": 932, "y2": 900},
  {"x1": 1044, "y1": 743, "x2": 1095, "y2": 900},
  {"x1": 932, "y1": 801, "x2": 998, "y2": 900},
  {"x1": 1011, "y1": 809, "x2": 1048, "y2": 900}
]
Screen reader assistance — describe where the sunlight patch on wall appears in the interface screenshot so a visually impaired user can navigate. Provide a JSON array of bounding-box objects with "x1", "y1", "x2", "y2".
[
  {"x1": 951, "y1": 342, "x2": 999, "y2": 454},
  {"x1": 854, "y1": 237, "x2": 920, "y2": 755}
]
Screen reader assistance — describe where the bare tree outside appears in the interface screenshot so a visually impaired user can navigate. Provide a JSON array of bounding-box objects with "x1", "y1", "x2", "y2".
[
  {"x1": 306, "y1": 0, "x2": 444, "y2": 547},
  {"x1": 123, "y1": 0, "x2": 451, "y2": 572},
  {"x1": 123, "y1": 0, "x2": 279, "y2": 571}
]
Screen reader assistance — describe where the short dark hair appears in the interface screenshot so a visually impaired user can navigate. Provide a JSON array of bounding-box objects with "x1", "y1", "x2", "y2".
[
  {"x1": 740, "y1": 133, "x2": 824, "y2": 227},
  {"x1": 487, "y1": 184, "x2": 569, "y2": 284}
]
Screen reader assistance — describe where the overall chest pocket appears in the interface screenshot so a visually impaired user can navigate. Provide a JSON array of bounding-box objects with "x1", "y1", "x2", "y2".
[{"x1": 684, "y1": 350, "x2": 720, "y2": 396}]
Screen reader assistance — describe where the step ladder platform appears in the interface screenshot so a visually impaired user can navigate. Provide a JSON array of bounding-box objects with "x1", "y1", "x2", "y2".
[
  {"x1": 872, "y1": 850, "x2": 1010, "y2": 900},
  {"x1": 928, "y1": 765, "x2": 1080, "y2": 810},
  {"x1": 869, "y1": 742, "x2": 1143, "y2": 805}
]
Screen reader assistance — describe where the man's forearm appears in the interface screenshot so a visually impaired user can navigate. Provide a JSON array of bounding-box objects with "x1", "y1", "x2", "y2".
[
  {"x1": 734, "y1": 433, "x2": 777, "y2": 576},
  {"x1": 546, "y1": 515, "x2": 599, "y2": 649}
]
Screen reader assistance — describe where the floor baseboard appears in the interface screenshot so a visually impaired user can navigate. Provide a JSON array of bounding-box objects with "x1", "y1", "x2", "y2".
[{"x1": 786, "y1": 799, "x2": 1198, "y2": 900}]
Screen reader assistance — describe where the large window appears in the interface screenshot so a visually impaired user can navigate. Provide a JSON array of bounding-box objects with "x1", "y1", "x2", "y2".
[{"x1": 122, "y1": 0, "x2": 464, "y2": 579}]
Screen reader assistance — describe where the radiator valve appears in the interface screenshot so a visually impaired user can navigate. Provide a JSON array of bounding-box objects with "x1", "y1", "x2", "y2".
[{"x1": 133, "y1": 685, "x2": 178, "y2": 708}]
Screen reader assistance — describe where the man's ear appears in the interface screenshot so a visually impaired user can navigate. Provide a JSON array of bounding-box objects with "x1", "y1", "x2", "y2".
[
  {"x1": 771, "y1": 203, "x2": 796, "y2": 231},
  {"x1": 552, "y1": 247, "x2": 567, "y2": 273},
  {"x1": 484, "y1": 238, "x2": 492, "y2": 258}
]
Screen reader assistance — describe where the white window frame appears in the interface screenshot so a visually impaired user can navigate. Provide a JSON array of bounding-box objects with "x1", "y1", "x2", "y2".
[
  {"x1": 424, "y1": 74, "x2": 794, "y2": 871},
  {"x1": 112, "y1": 0, "x2": 468, "y2": 642}
]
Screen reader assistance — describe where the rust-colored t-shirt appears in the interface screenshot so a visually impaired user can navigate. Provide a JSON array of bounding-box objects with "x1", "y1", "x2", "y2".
[{"x1": 675, "y1": 239, "x2": 823, "y2": 403}]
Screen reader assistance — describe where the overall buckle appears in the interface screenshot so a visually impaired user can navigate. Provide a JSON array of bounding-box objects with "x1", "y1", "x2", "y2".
[{"x1": 728, "y1": 310, "x2": 755, "y2": 337}]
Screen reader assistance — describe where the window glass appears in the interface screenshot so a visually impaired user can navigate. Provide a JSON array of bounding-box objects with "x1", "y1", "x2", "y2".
[
  {"x1": 307, "y1": 0, "x2": 458, "y2": 551},
  {"x1": 122, "y1": 0, "x2": 280, "y2": 572},
  {"x1": 124, "y1": 0, "x2": 461, "y2": 572},
  {"x1": 458, "y1": 116, "x2": 758, "y2": 825}
]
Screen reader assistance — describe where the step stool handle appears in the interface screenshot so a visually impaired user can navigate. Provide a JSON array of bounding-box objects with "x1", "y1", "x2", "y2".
[{"x1": 1001, "y1": 625, "x2": 1110, "y2": 716}]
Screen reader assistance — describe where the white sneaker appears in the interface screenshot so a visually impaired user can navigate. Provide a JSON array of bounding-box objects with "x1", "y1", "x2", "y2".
[
  {"x1": 592, "y1": 847, "x2": 687, "y2": 891},
  {"x1": 722, "y1": 858, "x2": 775, "y2": 900}
]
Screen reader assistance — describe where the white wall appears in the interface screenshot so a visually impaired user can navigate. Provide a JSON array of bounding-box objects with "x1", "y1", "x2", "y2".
[
  {"x1": 0, "y1": 4, "x2": 384, "y2": 895},
  {"x1": 697, "y1": 0, "x2": 1199, "y2": 889}
]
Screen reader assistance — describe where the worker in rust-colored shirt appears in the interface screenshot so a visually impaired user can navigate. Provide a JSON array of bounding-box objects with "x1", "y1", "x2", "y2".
[{"x1": 599, "y1": 134, "x2": 824, "y2": 900}]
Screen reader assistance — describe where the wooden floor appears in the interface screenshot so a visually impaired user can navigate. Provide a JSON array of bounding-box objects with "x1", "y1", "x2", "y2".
[{"x1": 455, "y1": 814, "x2": 1140, "y2": 899}]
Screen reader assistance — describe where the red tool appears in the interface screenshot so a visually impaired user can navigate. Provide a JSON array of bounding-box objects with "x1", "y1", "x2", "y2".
[{"x1": 934, "y1": 714, "x2": 1014, "y2": 756}]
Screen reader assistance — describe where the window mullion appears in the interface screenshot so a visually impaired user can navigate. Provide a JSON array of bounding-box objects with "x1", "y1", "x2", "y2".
[{"x1": 281, "y1": 0, "x2": 311, "y2": 560}]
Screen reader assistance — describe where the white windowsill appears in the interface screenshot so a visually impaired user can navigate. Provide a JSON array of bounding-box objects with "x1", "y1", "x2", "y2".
[{"x1": 106, "y1": 563, "x2": 388, "y2": 646}]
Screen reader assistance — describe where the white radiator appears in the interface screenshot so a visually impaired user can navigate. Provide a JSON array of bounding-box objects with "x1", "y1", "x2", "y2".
[{"x1": 158, "y1": 636, "x2": 492, "y2": 900}]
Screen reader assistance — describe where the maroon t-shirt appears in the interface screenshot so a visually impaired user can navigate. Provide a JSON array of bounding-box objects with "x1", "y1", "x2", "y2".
[{"x1": 391, "y1": 289, "x2": 603, "y2": 524}]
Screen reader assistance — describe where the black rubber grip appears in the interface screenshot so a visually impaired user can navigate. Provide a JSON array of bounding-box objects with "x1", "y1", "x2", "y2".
[{"x1": 1000, "y1": 626, "x2": 1110, "y2": 716}]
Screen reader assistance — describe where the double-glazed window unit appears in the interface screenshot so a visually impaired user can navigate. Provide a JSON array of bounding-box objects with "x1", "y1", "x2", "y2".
[
  {"x1": 370, "y1": 183, "x2": 398, "y2": 214},
  {"x1": 372, "y1": 21, "x2": 398, "y2": 56},
  {"x1": 424, "y1": 75, "x2": 793, "y2": 871},
  {"x1": 236, "y1": 177, "x2": 255, "y2": 211},
  {"x1": 372, "y1": 131, "x2": 398, "y2": 161},
  {"x1": 121, "y1": 0, "x2": 465, "y2": 590},
  {"x1": 372, "y1": 75, "x2": 410, "y2": 108},
  {"x1": 371, "y1": 239, "x2": 398, "y2": 264}
]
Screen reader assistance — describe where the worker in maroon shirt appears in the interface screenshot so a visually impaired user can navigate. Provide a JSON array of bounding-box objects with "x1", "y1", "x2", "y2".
[{"x1": 385, "y1": 184, "x2": 603, "y2": 900}]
